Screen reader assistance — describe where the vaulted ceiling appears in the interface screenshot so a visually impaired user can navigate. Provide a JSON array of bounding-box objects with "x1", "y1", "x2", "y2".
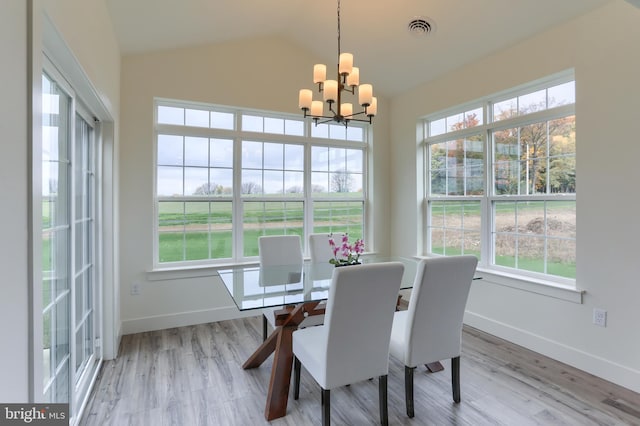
[{"x1": 106, "y1": 0, "x2": 611, "y2": 96}]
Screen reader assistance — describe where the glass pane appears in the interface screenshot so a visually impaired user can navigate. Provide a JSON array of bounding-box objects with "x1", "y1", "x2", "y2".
[
  {"x1": 43, "y1": 308, "x2": 52, "y2": 387},
  {"x1": 494, "y1": 201, "x2": 517, "y2": 236},
  {"x1": 328, "y1": 124, "x2": 346, "y2": 140},
  {"x1": 446, "y1": 112, "x2": 464, "y2": 132},
  {"x1": 493, "y1": 97, "x2": 517, "y2": 121},
  {"x1": 184, "y1": 167, "x2": 210, "y2": 196},
  {"x1": 157, "y1": 134, "x2": 183, "y2": 166},
  {"x1": 311, "y1": 123, "x2": 329, "y2": 138},
  {"x1": 520, "y1": 122, "x2": 547, "y2": 195},
  {"x1": 284, "y1": 144, "x2": 304, "y2": 171},
  {"x1": 157, "y1": 166, "x2": 183, "y2": 196},
  {"x1": 284, "y1": 171, "x2": 304, "y2": 195},
  {"x1": 185, "y1": 108, "x2": 209, "y2": 127},
  {"x1": 241, "y1": 170, "x2": 263, "y2": 195},
  {"x1": 311, "y1": 172, "x2": 329, "y2": 194},
  {"x1": 209, "y1": 169, "x2": 233, "y2": 195},
  {"x1": 158, "y1": 202, "x2": 185, "y2": 262},
  {"x1": 329, "y1": 170, "x2": 354, "y2": 193},
  {"x1": 312, "y1": 201, "x2": 363, "y2": 238},
  {"x1": 548, "y1": 81, "x2": 575, "y2": 107},
  {"x1": 311, "y1": 146, "x2": 329, "y2": 171},
  {"x1": 263, "y1": 170, "x2": 284, "y2": 194},
  {"x1": 157, "y1": 106, "x2": 184, "y2": 125},
  {"x1": 263, "y1": 143, "x2": 284, "y2": 170},
  {"x1": 549, "y1": 116, "x2": 576, "y2": 194},
  {"x1": 345, "y1": 149, "x2": 363, "y2": 173},
  {"x1": 517, "y1": 236, "x2": 545, "y2": 273},
  {"x1": 264, "y1": 117, "x2": 284, "y2": 134},
  {"x1": 519, "y1": 89, "x2": 547, "y2": 114},
  {"x1": 285, "y1": 119, "x2": 304, "y2": 136},
  {"x1": 517, "y1": 201, "x2": 545, "y2": 235},
  {"x1": 54, "y1": 295, "x2": 69, "y2": 368},
  {"x1": 55, "y1": 359, "x2": 70, "y2": 403},
  {"x1": 210, "y1": 202, "x2": 233, "y2": 258},
  {"x1": 243, "y1": 201, "x2": 305, "y2": 256},
  {"x1": 467, "y1": 107, "x2": 483, "y2": 126},
  {"x1": 185, "y1": 202, "x2": 210, "y2": 260},
  {"x1": 75, "y1": 328, "x2": 84, "y2": 371},
  {"x1": 547, "y1": 201, "x2": 576, "y2": 238},
  {"x1": 211, "y1": 111, "x2": 234, "y2": 130},
  {"x1": 75, "y1": 274, "x2": 83, "y2": 326},
  {"x1": 184, "y1": 137, "x2": 209, "y2": 167},
  {"x1": 242, "y1": 115, "x2": 263, "y2": 132},
  {"x1": 444, "y1": 230, "x2": 464, "y2": 255},
  {"x1": 242, "y1": 141, "x2": 263, "y2": 169},
  {"x1": 547, "y1": 237, "x2": 576, "y2": 278},
  {"x1": 210, "y1": 138, "x2": 233, "y2": 168},
  {"x1": 430, "y1": 118, "x2": 446, "y2": 136},
  {"x1": 328, "y1": 148, "x2": 345, "y2": 172},
  {"x1": 495, "y1": 233, "x2": 517, "y2": 268},
  {"x1": 346, "y1": 126, "x2": 364, "y2": 142}
]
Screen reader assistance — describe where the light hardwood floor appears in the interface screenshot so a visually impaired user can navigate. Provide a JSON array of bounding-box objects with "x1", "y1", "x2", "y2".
[{"x1": 80, "y1": 317, "x2": 640, "y2": 425}]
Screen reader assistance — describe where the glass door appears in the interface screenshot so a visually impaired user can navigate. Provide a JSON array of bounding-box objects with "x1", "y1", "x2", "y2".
[
  {"x1": 72, "y1": 109, "x2": 101, "y2": 413},
  {"x1": 42, "y1": 71, "x2": 72, "y2": 404},
  {"x1": 41, "y1": 69, "x2": 102, "y2": 423}
]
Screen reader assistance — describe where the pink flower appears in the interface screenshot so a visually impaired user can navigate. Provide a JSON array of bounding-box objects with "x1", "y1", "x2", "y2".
[{"x1": 327, "y1": 233, "x2": 365, "y2": 265}]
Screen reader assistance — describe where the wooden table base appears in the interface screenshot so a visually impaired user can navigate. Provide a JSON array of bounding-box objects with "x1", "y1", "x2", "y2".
[{"x1": 243, "y1": 302, "x2": 324, "y2": 421}]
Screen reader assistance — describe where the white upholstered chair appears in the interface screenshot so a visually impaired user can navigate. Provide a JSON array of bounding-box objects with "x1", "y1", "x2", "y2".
[
  {"x1": 388, "y1": 255, "x2": 478, "y2": 418},
  {"x1": 292, "y1": 262, "x2": 405, "y2": 426},
  {"x1": 258, "y1": 235, "x2": 324, "y2": 340},
  {"x1": 258, "y1": 235, "x2": 303, "y2": 340},
  {"x1": 308, "y1": 233, "x2": 335, "y2": 263}
]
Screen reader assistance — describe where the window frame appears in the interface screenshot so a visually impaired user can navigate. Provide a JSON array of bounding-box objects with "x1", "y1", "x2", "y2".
[
  {"x1": 423, "y1": 71, "x2": 576, "y2": 287},
  {"x1": 153, "y1": 99, "x2": 368, "y2": 269}
]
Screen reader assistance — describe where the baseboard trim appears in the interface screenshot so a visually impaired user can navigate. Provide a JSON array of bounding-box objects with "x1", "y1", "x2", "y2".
[
  {"x1": 121, "y1": 306, "x2": 257, "y2": 335},
  {"x1": 465, "y1": 311, "x2": 640, "y2": 394}
]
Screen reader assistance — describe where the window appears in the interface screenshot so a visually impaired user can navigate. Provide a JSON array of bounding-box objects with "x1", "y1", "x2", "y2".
[
  {"x1": 424, "y1": 72, "x2": 576, "y2": 283},
  {"x1": 154, "y1": 100, "x2": 368, "y2": 266}
]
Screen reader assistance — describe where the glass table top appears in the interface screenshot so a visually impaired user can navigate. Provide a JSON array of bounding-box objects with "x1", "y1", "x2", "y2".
[{"x1": 218, "y1": 256, "x2": 418, "y2": 311}]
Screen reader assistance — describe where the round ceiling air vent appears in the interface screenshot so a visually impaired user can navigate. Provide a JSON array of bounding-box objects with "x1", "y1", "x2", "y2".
[{"x1": 408, "y1": 16, "x2": 436, "y2": 37}]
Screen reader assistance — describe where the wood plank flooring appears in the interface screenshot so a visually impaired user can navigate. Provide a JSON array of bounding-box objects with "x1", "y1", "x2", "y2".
[{"x1": 80, "y1": 317, "x2": 640, "y2": 425}]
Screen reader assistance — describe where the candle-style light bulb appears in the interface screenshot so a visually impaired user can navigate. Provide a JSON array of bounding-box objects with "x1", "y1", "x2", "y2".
[
  {"x1": 359, "y1": 84, "x2": 373, "y2": 107},
  {"x1": 298, "y1": 89, "x2": 312, "y2": 110}
]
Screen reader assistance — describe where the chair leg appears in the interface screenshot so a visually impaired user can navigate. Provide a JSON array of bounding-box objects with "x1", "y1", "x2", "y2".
[
  {"x1": 321, "y1": 388, "x2": 331, "y2": 426},
  {"x1": 405, "y1": 366, "x2": 415, "y2": 418},
  {"x1": 262, "y1": 314, "x2": 267, "y2": 341},
  {"x1": 452, "y1": 356, "x2": 461, "y2": 403},
  {"x1": 379, "y1": 375, "x2": 388, "y2": 426},
  {"x1": 293, "y1": 357, "x2": 301, "y2": 400}
]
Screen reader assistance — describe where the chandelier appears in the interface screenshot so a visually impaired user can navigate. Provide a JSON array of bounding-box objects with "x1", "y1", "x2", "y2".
[{"x1": 298, "y1": 0, "x2": 377, "y2": 127}]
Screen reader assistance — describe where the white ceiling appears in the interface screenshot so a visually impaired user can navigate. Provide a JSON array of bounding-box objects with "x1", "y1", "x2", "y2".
[{"x1": 106, "y1": 0, "x2": 611, "y2": 96}]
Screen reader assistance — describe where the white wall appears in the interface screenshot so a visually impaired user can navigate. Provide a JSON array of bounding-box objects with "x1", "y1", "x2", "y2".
[
  {"x1": 390, "y1": 1, "x2": 640, "y2": 392},
  {"x1": 38, "y1": 2, "x2": 121, "y2": 365},
  {"x1": 0, "y1": 0, "x2": 120, "y2": 402},
  {"x1": 0, "y1": 0, "x2": 29, "y2": 403},
  {"x1": 118, "y1": 37, "x2": 392, "y2": 333}
]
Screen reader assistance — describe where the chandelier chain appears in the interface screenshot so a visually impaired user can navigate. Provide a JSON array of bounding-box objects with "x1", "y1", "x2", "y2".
[{"x1": 337, "y1": 0, "x2": 341, "y2": 56}]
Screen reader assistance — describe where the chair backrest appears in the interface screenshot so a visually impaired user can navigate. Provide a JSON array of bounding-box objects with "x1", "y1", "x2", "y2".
[
  {"x1": 308, "y1": 233, "x2": 335, "y2": 263},
  {"x1": 404, "y1": 255, "x2": 478, "y2": 366},
  {"x1": 258, "y1": 235, "x2": 303, "y2": 267},
  {"x1": 322, "y1": 262, "x2": 405, "y2": 388}
]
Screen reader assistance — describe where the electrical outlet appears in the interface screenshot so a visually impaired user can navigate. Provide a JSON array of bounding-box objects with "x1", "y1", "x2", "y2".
[
  {"x1": 131, "y1": 281, "x2": 141, "y2": 296},
  {"x1": 593, "y1": 308, "x2": 607, "y2": 327}
]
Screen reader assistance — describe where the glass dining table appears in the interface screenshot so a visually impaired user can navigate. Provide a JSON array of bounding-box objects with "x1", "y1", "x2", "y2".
[{"x1": 218, "y1": 255, "x2": 419, "y2": 421}]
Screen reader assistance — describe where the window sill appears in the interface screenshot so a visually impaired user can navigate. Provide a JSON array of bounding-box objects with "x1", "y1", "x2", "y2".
[{"x1": 474, "y1": 267, "x2": 584, "y2": 304}]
